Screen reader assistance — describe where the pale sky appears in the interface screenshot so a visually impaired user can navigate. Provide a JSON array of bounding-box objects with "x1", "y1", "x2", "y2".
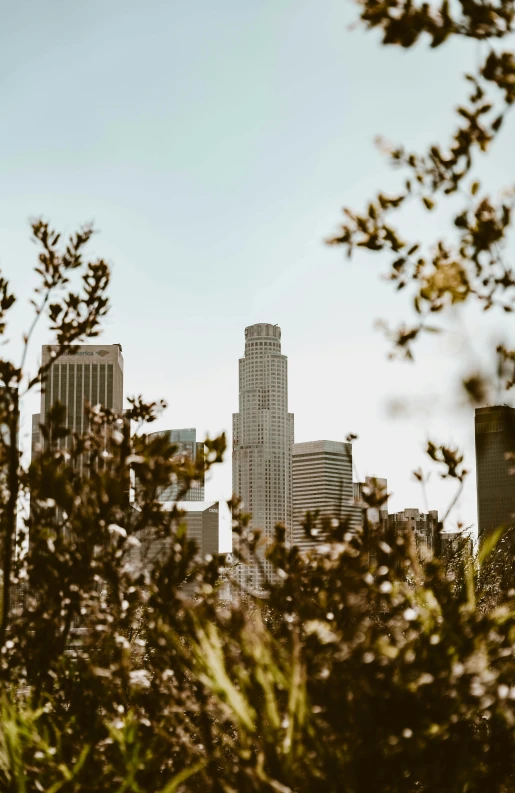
[{"x1": 2, "y1": 1, "x2": 514, "y2": 550}]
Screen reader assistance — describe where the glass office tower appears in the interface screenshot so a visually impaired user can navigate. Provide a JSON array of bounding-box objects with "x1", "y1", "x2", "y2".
[{"x1": 146, "y1": 428, "x2": 205, "y2": 502}]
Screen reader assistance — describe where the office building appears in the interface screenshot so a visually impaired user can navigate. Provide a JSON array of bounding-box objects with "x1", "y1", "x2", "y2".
[
  {"x1": 40, "y1": 343, "x2": 124, "y2": 429},
  {"x1": 232, "y1": 323, "x2": 294, "y2": 585},
  {"x1": 31, "y1": 413, "x2": 42, "y2": 461},
  {"x1": 127, "y1": 501, "x2": 222, "y2": 592},
  {"x1": 292, "y1": 440, "x2": 360, "y2": 550},
  {"x1": 36, "y1": 343, "x2": 123, "y2": 465},
  {"x1": 475, "y1": 405, "x2": 515, "y2": 538},
  {"x1": 146, "y1": 428, "x2": 204, "y2": 502},
  {"x1": 388, "y1": 508, "x2": 439, "y2": 556},
  {"x1": 353, "y1": 477, "x2": 389, "y2": 525}
]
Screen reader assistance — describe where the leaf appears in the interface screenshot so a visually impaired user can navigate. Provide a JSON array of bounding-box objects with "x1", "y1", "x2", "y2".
[{"x1": 156, "y1": 761, "x2": 207, "y2": 793}]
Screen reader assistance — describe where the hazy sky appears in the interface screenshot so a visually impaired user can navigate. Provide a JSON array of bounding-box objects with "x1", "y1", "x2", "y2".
[{"x1": 2, "y1": 0, "x2": 514, "y2": 549}]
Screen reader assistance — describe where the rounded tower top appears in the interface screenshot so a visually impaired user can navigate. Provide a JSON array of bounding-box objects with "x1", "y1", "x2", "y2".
[{"x1": 245, "y1": 323, "x2": 281, "y2": 341}]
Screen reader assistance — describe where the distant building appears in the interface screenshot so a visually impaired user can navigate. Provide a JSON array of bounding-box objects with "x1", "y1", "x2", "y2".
[
  {"x1": 232, "y1": 323, "x2": 294, "y2": 586},
  {"x1": 440, "y1": 529, "x2": 474, "y2": 557},
  {"x1": 146, "y1": 428, "x2": 204, "y2": 502},
  {"x1": 127, "y1": 501, "x2": 222, "y2": 594},
  {"x1": 30, "y1": 345, "x2": 125, "y2": 537},
  {"x1": 292, "y1": 440, "x2": 359, "y2": 550},
  {"x1": 352, "y1": 479, "x2": 439, "y2": 561},
  {"x1": 31, "y1": 413, "x2": 41, "y2": 461},
  {"x1": 353, "y1": 477, "x2": 389, "y2": 525},
  {"x1": 475, "y1": 405, "x2": 515, "y2": 538},
  {"x1": 38, "y1": 343, "x2": 124, "y2": 465},
  {"x1": 388, "y1": 508, "x2": 439, "y2": 556}
]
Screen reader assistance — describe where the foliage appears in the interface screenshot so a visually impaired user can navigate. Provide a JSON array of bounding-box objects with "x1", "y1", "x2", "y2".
[
  {"x1": 0, "y1": 221, "x2": 511, "y2": 792},
  {"x1": 329, "y1": 0, "x2": 515, "y2": 375},
  {"x1": 1, "y1": 0, "x2": 515, "y2": 788}
]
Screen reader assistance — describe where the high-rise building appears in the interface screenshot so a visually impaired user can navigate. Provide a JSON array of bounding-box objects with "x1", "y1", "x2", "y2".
[
  {"x1": 30, "y1": 345, "x2": 124, "y2": 534},
  {"x1": 475, "y1": 405, "x2": 515, "y2": 538},
  {"x1": 292, "y1": 440, "x2": 359, "y2": 550},
  {"x1": 37, "y1": 344, "x2": 124, "y2": 456},
  {"x1": 232, "y1": 323, "x2": 294, "y2": 583},
  {"x1": 127, "y1": 500, "x2": 222, "y2": 593},
  {"x1": 146, "y1": 428, "x2": 204, "y2": 502}
]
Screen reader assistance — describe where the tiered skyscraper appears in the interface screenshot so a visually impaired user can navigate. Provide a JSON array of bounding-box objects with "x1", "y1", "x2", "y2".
[{"x1": 232, "y1": 323, "x2": 294, "y2": 581}]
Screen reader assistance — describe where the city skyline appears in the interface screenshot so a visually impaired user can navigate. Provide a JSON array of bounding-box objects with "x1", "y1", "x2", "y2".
[
  {"x1": 23, "y1": 331, "x2": 492, "y2": 556},
  {"x1": 17, "y1": 327, "x2": 510, "y2": 551}
]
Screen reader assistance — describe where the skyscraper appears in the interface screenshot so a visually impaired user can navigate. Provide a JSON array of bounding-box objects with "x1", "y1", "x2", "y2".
[
  {"x1": 232, "y1": 323, "x2": 294, "y2": 581},
  {"x1": 475, "y1": 405, "x2": 515, "y2": 538},
  {"x1": 146, "y1": 428, "x2": 204, "y2": 502},
  {"x1": 292, "y1": 440, "x2": 359, "y2": 550},
  {"x1": 36, "y1": 344, "x2": 124, "y2": 464}
]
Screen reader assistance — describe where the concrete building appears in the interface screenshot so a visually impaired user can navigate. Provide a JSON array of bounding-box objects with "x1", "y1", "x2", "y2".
[
  {"x1": 232, "y1": 323, "x2": 294, "y2": 585},
  {"x1": 30, "y1": 344, "x2": 124, "y2": 536},
  {"x1": 440, "y1": 529, "x2": 474, "y2": 557},
  {"x1": 353, "y1": 477, "x2": 389, "y2": 525},
  {"x1": 388, "y1": 509, "x2": 439, "y2": 556},
  {"x1": 35, "y1": 343, "x2": 124, "y2": 462},
  {"x1": 127, "y1": 501, "x2": 223, "y2": 593},
  {"x1": 292, "y1": 440, "x2": 359, "y2": 550},
  {"x1": 31, "y1": 413, "x2": 42, "y2": 461},
  {"x1": 146, "y1": 428, "x2": 204, "y2": 502},
  {"x1": 475, "y1": 405, "x2": 515, "y2": 538}
]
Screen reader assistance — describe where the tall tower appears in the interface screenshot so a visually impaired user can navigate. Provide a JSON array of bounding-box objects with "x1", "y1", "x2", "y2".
[
  {"x1": 36, "y1": 344, "x2": 124, "y2": 461},
  {"x1": 232, "y1": 323, "x2": 294, "y2": 574},
  {"x1": 475, "y1": 405, "x2": 515, "y2": 538}
]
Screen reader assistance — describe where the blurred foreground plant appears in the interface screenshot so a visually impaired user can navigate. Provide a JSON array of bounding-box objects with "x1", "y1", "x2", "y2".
[{"x1": 0, "y1": 223, "x2": 512, "y2": 793}]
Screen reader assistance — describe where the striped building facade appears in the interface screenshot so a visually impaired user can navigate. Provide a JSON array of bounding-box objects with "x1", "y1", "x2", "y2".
[{"x1": 292, "y1": 440, "x2": 359, "y2": 551}]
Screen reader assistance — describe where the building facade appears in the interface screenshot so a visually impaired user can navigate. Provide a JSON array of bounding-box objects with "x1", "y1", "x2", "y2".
[
  {"x1": 146, "y1": 428, "x2": 204, "y2": 502},
  {"x1": 37, "y1": 344, "x2": 124, "y2": 452},
  {"x1": 388, "y1": 508, "x2": 439, "y2": 556},
  {"x1": 475, "y1": 405, "x2": 515, "y2": 538},
  {"x1": 440, "y1": 529, "x2": 474, "y2": 557},
  {"x1": 128, "y1": 501, "x2": 221, "y2": 593},
  {"x1": 232, "y1": 323, "x2": 294, "y2": 583},
  {"x1": 292, "y1": 440, "x2": 359, "y2": 550}
]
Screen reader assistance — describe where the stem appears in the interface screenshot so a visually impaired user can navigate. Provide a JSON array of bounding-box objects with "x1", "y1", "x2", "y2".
[
  {"x1": 441, "y1": 478, "x2": 465, "y2": 527},
  {"x1": 19, "y1": 290, "x2": 51, "y2": 384}
]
